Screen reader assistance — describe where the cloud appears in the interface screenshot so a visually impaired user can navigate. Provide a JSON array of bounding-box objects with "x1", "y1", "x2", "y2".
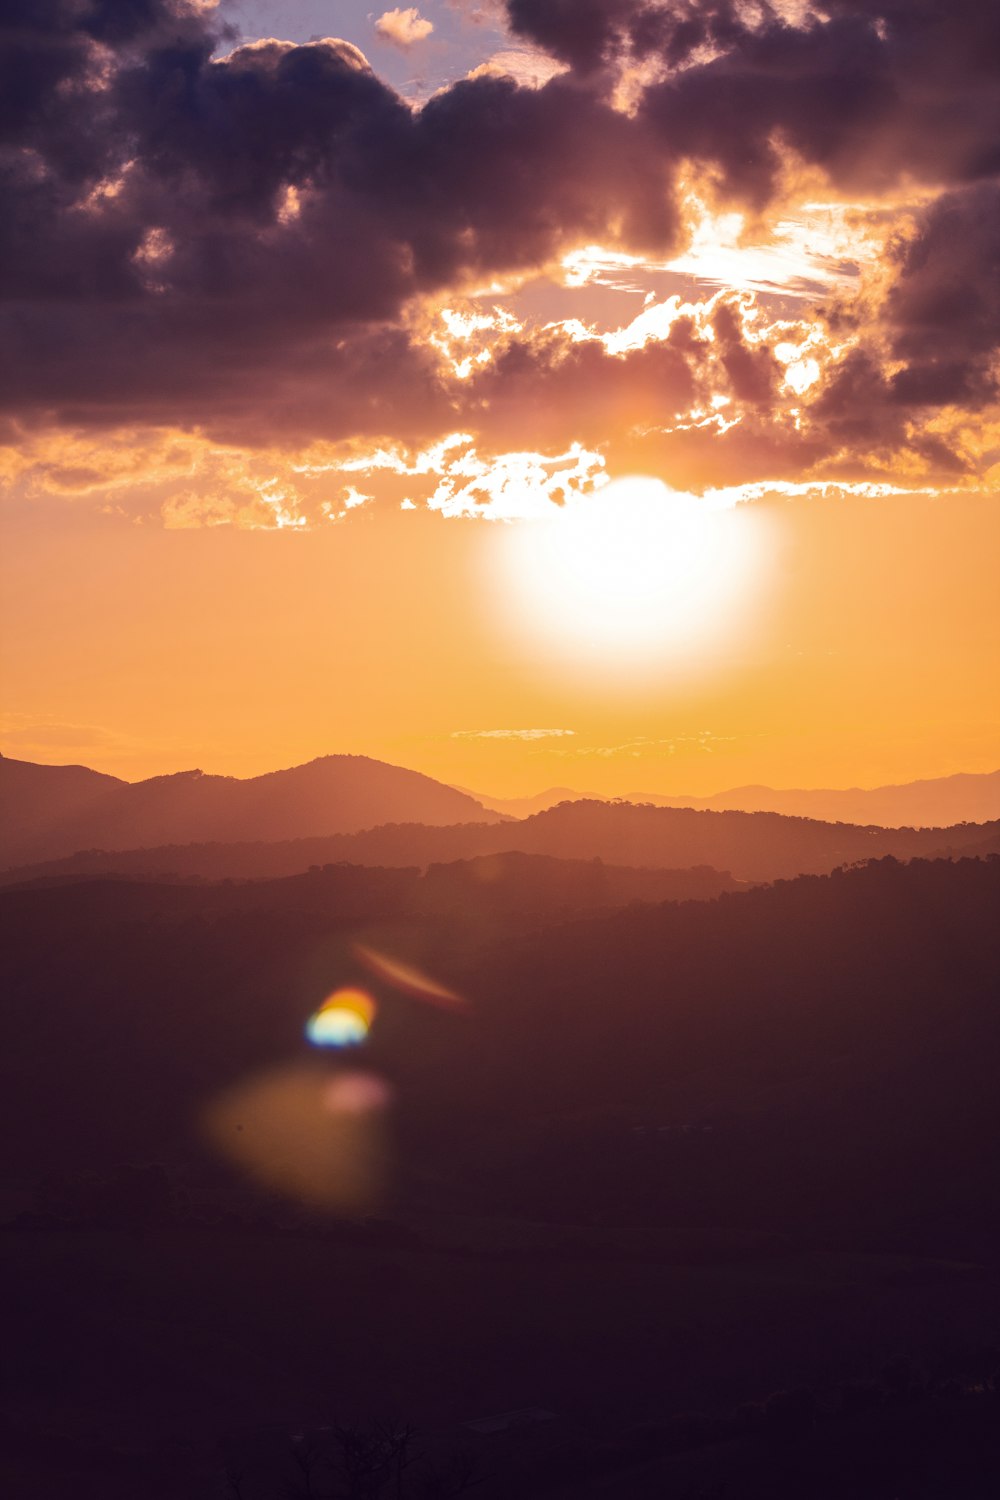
[
  {"x1": 451, "y1": 728, "x2": 577, "y2": 740},
  {"x1": 447, "y1": 0, "x2": 507, "y2": 24},
  {"x1": 0, "y1": 423, "x2": 607, "y2": 527},
  {"x1": 467, "y1": 48, "x2": 567, "y2": 88},
  {"x1": 800, "y1": 181, "x2": 1000, "y2": 473},
  {"x1": 0, "y1": 0, "x2": 996, "y2": 500},
  {"x1": 508, "y1": 1, "x2": 1000, "y2": 202},
  {"x1": 425, "y1": 442, "x2": 607, "y2": 519},
  {"x1": 4, "y1": 255, "x2": 989, "y2": 533},
  {"x1": 505, "y1": 0, "x2": 654, "y2": 75},
  {"x1": 0, "y1": 4, "x2": 677, "y2": 438},
  {"x1": 0, "y1": 713, "x2": 151, "y2": 761},
  {"x1": 1, "y1": 721, "x2": 122, "y2": 750},
  {"x1": 374, "y1": 8, "x2": 434, "y2": 50},
  {"x1": 885, "y1": 183, "x2": 1000, "y2": 411},
  {"x1": 532, "y1": 731, "x2": 736, "y2": 759}
]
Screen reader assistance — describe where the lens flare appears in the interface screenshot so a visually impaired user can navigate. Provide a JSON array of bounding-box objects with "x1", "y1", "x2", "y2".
[
  {"x1": 324, "y1": 1071, "x2": 393, "y2": 1116},
  {"x1": 352, "y1": 943, "x2": 465, "y2": 1011},
  {"x1": 204, "y1": 1063, "x2": 389, "y2": 1212},
  {"x1": 306, "y1": 988, "x2": 375, "y2": 1047}
]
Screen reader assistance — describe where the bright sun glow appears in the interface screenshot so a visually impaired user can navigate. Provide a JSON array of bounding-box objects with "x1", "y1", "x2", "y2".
[{"x1": 494, "y1": 476, "x2": 771, "y2": 678}]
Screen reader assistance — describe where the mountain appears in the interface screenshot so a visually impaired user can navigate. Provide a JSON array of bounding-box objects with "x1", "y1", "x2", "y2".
[
  {"x1": 8, "y1": 755, "x2": 995, "y2": 873},
  {"x1": 0, "y1": 856, "x2": 741, "y2": 934},
  {"x1": 2, "y1": 854, "x2": 998, "y2": 1240},
  {"x1": 467, "y1": 770, "x2": 1000, "y2": 828},
  {"x1": 0, "y1": 753, "x2": 503, "y2": 868},
  {"x1": 626, "y1": 769, "x2": 1000, "y2": 828},
  {"x1": 0, "y1": 756, "x2": 124, "y2": 862},
  {"x1": 417, "y1": 851, "x2": 743, "y2": 914},
  {"x1": 458, "y1": 854, "x2": 1000, "y2": 1240},
  {"x1": 3, "y1": 855, "x2": 1000, "y2": 1500},
  {"x1": 464, "y1": 786, "x2": 589, "y2": 818},
  {"x1": 466, "y1": 800, "x2": 998, "y2": 882},
  {"x1": 3, "y1": 797, "x2": 997, "y2": 887}
]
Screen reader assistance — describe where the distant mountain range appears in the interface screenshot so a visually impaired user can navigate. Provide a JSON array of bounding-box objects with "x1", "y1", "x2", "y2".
[
  {"x1": 0, "y1": 754, "x2": 503, "y2": 869},
  {"x1": 462, "y1": 786, "x2": 587, "y2": 819},
  {"x1": 470, "y1": 770, "x2": 1000, "y2": 829},
  {"x1": 3, "y1": 796, "x2": 997, "y2": 888},
  {"x1": 4, "y1": 753, "x2": 999, "y2": 885}
]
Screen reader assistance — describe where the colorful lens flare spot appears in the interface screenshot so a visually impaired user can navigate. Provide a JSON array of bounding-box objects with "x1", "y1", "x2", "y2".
[
  {"x1": 306, "y1": 988, "x2": 376, "y2": 1048},
  {"x1": 324, "y1": 1072, "x2": 393, "y2": 1116},
  {"x1": 352, "y1": 942, "x2": 466, "y2": 1011}
]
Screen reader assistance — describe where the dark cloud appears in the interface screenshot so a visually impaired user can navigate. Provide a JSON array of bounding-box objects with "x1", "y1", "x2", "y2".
[
  {"x1": 885, "y1": 183, "x2": 1000, "y2": 409},
  {"x1": 505, "y1": 0, "x2": 747, "y2": 76},
  {"x1": 449, "y1": 292, "x2": 796, "y2": 452},
  {"x1": 510, "y1": 2, "x2": 1000, "y2": 200},
  {"x1": 809, "y1": 182, "x2": 1000, "y2": 469},
  {"x1": 642, "y1": 17, "x2": 893, "y2": 209},
  {"x1": 0, "y1": 1, "x2": 675, "y2": 435},
  {"x1": 810, "y1": 347, "x2": 902, "y2": 451},
  {"x1": 712, "y1": 300, "x2": 780, "y2": 407},
  {"x1": 452, "y1": 322, "x2": 699, "y2": 449},
  {"x1": 505, "y1": 0, "x2": 650, "y2": 74}
]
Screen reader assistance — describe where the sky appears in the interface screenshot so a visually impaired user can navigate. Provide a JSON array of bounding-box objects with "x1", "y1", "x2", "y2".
[{"x1": 1, "y1": 0, "x2": 998, "y2": 795}]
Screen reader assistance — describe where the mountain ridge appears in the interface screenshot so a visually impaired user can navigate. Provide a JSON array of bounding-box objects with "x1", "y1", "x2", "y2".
[
  {"x1": 467, "y1": 768, "x2": 1000, "y2": 828},
  {"x1": 0, "y1": 752, "x2": 505, "y2": 868},
  {"x1": 3, "y1": 795, "x2": 997, "y2": 888}
]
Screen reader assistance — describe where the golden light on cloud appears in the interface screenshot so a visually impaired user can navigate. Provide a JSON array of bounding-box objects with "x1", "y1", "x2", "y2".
[
  {"x1": 562, "y1": 197, "x2": 878, "y2": 302},
  {"x1": 490, "y1": 476, "x2": 774, "y2": 682}
]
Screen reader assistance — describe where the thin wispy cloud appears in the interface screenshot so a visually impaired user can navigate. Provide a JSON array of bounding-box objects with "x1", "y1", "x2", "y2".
[{"x1": 452, "y1": 729, "x2": 577, "y2": 741}]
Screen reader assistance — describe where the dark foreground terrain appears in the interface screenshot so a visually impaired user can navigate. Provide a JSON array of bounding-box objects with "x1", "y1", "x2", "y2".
[{"x1": 3, "y1": 853, "x2": 999, "y2": 1497}]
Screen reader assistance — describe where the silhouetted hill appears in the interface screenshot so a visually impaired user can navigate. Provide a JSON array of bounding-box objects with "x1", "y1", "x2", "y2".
[
  {"x1": 0, "y1": 826, "x2": 500, "y2": 885},
  {"x1": 471, "y1": 770, "x2": 1000, "y2": 828},
  {"x1": 0, "y1": 753, "x2": 502, "y2": 867},
  {"x1": 630, "y1": 769, "x2": 1000, "y2": 827},
  {"x1": 939, "y1": 825, "x2": 1000, "y2": 860},
  {"x1": 0, "y1": 756, "x2": 123, "y2": 861},
  {"x1": 417, "y1": 852, "x2": 743, "y2": 915},
  {"x1": 465, "y1": 785, "x2": 589, "y2": 818},
  {"x1": 6, "y1": 799, "x2": 995, "y2": 886},
  {"x1": 1, "y1": 855, "x2": 998, "y2": 1253},
  {"x1": 456, "y1": 855, "x2": 1000, "y2": 1241},
  {"x1": 477, "y1": 801, "x2": 999, "y2": 882},
  {"x1": 4, "y1": 855, "x2": 1000, "y2": 1500},
  {"x1": 0, "y1": 854, "x2": 740, "y2": 920}
]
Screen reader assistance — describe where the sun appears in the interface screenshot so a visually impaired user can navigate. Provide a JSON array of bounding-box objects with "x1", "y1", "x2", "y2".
[{"x1": 493, "y1": 475, "x2": 771, "y2": 678}]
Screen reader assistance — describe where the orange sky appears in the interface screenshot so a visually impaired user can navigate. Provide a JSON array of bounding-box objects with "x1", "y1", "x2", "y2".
[{"x1": 3, "y1": 486, "x2": 997, "y2": 795}]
